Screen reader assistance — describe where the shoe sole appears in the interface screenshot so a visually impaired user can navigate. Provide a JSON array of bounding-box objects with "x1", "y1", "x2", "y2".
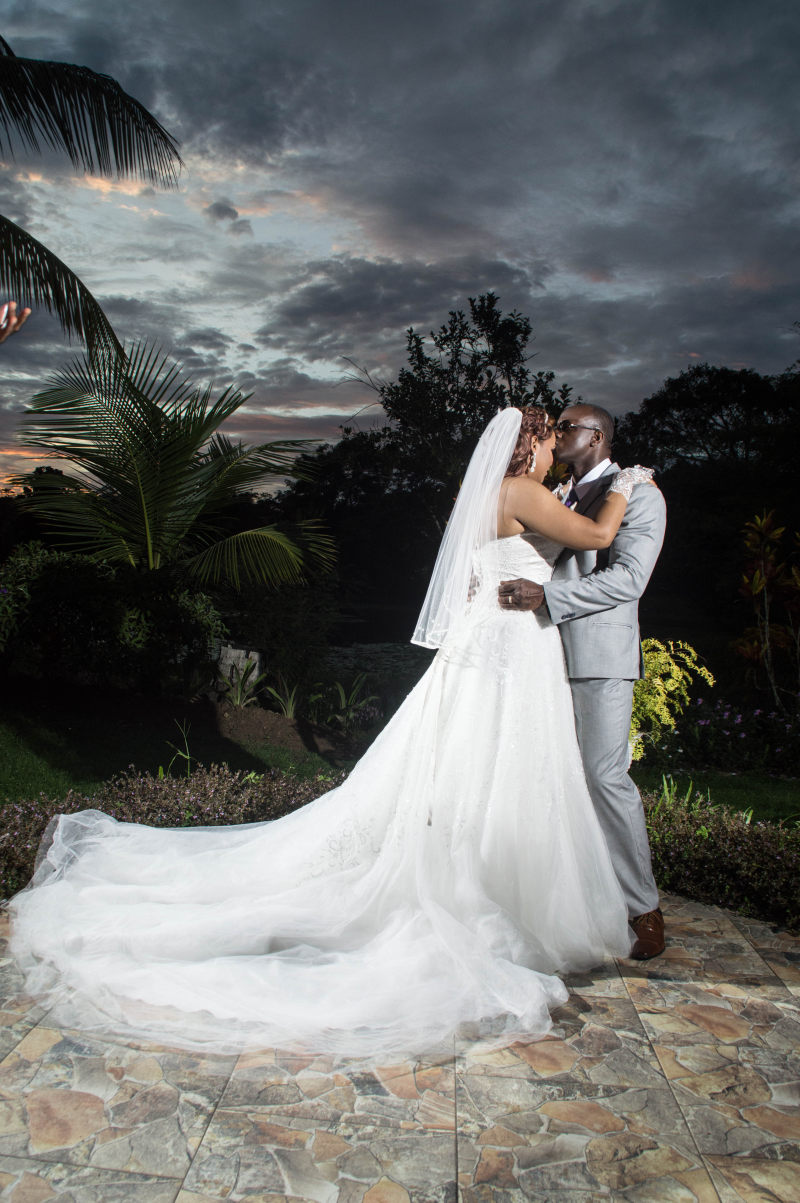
[{"x1": 630, "y1": 946, "x2": 665, "y2": 961}]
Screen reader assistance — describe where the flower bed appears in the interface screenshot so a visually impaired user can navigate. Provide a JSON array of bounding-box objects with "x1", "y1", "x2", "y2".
[{"x1": 645, "y1": 696, "x2": 800, "y2": 776}]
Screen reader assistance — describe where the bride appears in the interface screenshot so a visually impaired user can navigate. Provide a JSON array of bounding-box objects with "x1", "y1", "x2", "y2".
[{"x1": 9, "y1": 407, "x2": 648, "y2": 1059}]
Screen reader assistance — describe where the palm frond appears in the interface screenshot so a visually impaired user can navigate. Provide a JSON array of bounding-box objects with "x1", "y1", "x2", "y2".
[
  {"x1": 182, "y1": 527, "x2": 307, "y2": 590},
  {"x1": 19, "y1": 348, "x2": 183, "y2": 567},
  {"x1": 119, "y1": 342, "x2": 196, "y2": 410},
  {"x1": 0, "y1": 39, "x2": 181, "y2": 186},
  {"x1": 196, "y1": 435, "x2": 314, "y2": 506},
  {"x1": 19, "y1": 348, "x2": 157, "y2": 468},
  {"x1": 203, "y1": 432, "x2": 314, "y2": 474},
  {"x1": 0, "y1": 214, "x2": 122, "y2": 355},
  {"x1": 16, "y1": 340, "x2": 332, "y2": 585},
  {"x1": 293, "y1": 519, "x2": 337, "y2": 573},
  {"x1": 12, "y1": 485, "x2": 142, "y2": 565}
]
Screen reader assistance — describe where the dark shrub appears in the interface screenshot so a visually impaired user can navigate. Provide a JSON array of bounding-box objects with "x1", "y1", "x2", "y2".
[
  {"x1": 218, "y1": 573, "x2": 340, "y2": 692},
  {"x1": 0, "y1": 764, "x2": 343, "y2": 899},
  {"x1": 643, "y1": 696, "x2": 800, "y2": 777},
  {"x1": 0, "y1": 544, "x2": 226, "y2": 695},
  {"x1": 324, "y1": 642, "x2": 433, "y2": 708},
  {"x1": 645, "y1": 789, "x2": 800, "y2": 933}
]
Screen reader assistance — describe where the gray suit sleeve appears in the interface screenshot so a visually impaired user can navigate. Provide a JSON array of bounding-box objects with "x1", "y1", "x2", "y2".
[{"x1": 543, "y1": 486, "x2": 666, "y2": 622}]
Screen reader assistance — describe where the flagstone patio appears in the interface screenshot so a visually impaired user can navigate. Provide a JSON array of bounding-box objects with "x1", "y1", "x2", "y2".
[{"x1": 0, "y1": 893, "x2": 798, "y2": 1201}]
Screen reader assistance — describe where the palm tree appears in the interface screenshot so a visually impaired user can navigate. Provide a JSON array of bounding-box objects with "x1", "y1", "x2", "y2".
[
  {"x1": 0, "y1": 35, "x2": 182, "y2": 354},
  {"x1": 13, "y1": 343, "x2": 335, "y2": 589}
]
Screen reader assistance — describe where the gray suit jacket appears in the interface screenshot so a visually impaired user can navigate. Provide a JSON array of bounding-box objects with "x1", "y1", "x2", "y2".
[{"x1": 542, "y1": 464, "x2": 667, "y2": 680}]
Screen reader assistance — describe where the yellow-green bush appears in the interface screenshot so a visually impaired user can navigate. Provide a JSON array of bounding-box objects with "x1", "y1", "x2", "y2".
[{"x1": 630, "y1": 639, "x2": 715, "y2": 761}]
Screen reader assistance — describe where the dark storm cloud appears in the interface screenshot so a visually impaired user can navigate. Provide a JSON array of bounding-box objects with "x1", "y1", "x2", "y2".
[
  {"x1": 118, "y1": 0, "x2": 795, "y2": 397},
  {"x1": 180, "y1": 327, "x2": 233, "y2": 352},
  {"x1": 0, "y1": 175, "x2": 35, "y2": 228},
  {"x1": 531, "y1": 278, "x2": 800, "y2": 412},
  {"x1": 204, "y1": 200, "x2": 239, "y2": 222},
  {"x1": 203, "y1": 355, "x2": 373, "y2": 448},
  {"x1": 100, "y1": 295, "x2": 185, "y2": 347},
  {"x1": 2, "y1": 0, "x2": 798, "y2": 452},
  {"x1": 22, "y1": 0, "x2": 797, "y2": 244},
  {"x1": 254, "y1": 255, "x2": 538, "y2": 363}
]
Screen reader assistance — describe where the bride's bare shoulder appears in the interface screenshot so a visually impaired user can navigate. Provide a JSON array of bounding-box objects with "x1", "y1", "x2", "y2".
[{"x1": 503, "y1": 476, "x2": 549, "y2": 503}]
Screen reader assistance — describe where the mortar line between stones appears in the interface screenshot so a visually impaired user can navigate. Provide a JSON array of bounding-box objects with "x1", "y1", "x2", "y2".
[
  {"x1": 173, "y1": 1049, "x2": 240, "y2": 1199},
  {"x1": 450, "y1": 1036, "x2": 459, "y2": 1197},
  {"x1": 676, "y1": 912, "x2": 794, "y2": 1202},
  {"x1": 0, "y1": 993, "x2": 58, "y2": 1065},
  {"x1": 617, "y1": 957, "x2": 723, "y2": 1201},
  {"x1": 726, "y1": 910, "x2": 794, "y2": 989}
]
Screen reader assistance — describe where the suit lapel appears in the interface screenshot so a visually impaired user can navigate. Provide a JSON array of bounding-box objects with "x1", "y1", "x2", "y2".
[{"x1": 575, "y1": 463, "x2": 619, "y2": 514}]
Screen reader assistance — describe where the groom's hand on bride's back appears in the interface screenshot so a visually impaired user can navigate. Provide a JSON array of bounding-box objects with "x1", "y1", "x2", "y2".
[{"x1": 499, "y1": 579, "x2": 545, "y2": 610}]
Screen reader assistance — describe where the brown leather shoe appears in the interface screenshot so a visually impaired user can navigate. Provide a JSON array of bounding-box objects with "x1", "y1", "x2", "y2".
[{"x1": 629, "y1": 908, "x2": 665, "y2": 960}]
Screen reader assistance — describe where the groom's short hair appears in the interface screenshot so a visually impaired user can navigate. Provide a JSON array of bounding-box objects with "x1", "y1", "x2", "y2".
[{"x1": 582, "y1": 405, "x2": 614, "y2": 446}]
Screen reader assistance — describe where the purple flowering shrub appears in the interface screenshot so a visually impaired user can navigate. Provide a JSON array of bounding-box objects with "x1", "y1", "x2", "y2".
[
  {"x1": 1, "y1": 764, "x2": 343, "y2": 900},
  {"x1": 645, "y1": 789, "x2": 800, "y2": 933},
  {"x1": 646, "y1": 697, "x2": 800, "y2": 776}
]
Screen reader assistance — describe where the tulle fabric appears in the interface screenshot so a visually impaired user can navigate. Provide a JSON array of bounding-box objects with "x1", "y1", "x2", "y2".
[
  {"x1": 412, "y1": 406, "x2": 521, "y2": 648},
  {"x1": 9, "y1": 534, "x2": 631, "y2": 1059}
]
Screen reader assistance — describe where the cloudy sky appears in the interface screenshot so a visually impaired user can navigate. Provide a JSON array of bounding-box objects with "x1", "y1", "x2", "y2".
[{"x1": 1, "y1": 0, "x2": 798, "y2": 480}]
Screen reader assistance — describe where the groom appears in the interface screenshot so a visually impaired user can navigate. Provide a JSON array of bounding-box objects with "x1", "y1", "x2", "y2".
[{"x1": 499, "y1": 404, "x2": 667, "y2": 959}]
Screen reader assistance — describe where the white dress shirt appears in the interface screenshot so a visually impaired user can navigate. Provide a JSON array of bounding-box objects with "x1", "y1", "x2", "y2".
[{"x1": 564, "y1": 458, "x2": 612, "y2": 505}]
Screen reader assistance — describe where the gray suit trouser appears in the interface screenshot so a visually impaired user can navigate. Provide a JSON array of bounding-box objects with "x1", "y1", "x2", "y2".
[{"x1": 569, "y1": 677, "x2": 659, "y2": 919}]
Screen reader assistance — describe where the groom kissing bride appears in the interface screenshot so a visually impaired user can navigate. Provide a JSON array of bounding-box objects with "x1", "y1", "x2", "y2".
[{"x1": 499, "y1": 403, "x2": 667, "y2": 960}]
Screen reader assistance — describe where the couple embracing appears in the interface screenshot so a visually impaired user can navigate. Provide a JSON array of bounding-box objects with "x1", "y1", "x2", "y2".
[
  {"x1": 499, "y1": 403, "x2": 666, "y2": 963},
  {"x1": 10, "y1": 403, "x2": 665, "y2": 1059}
]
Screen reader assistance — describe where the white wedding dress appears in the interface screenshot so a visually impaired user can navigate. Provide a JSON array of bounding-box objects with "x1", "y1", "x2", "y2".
[{"x1": 10, "y1": 532, "x2": 631, "y2": 1059}]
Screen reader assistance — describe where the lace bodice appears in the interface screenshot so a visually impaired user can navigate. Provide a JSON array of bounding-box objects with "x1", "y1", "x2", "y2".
[{"x1": 474, "y1": 532, "x2": 563, "y2": 588}]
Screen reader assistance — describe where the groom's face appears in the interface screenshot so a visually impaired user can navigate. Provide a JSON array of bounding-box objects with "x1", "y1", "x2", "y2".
[{"x1": 554, "y1": 406, "x2": 604, "y2": 469}]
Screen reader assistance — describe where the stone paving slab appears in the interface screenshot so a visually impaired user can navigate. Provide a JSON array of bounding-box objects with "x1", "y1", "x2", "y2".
[{"x1": 0, "y1": 894, "x2": 798, "y2": 1201}]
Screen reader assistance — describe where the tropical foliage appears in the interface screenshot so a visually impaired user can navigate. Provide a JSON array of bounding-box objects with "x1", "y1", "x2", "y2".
[
  {"x1": 630, "y1": 639, "x2": 715, "y2": 761},
  {"x1": 733, "y1": 510, "x2": 800, "y2": 712},
  {"x1": 13, "y1": 342, "x2": 335, "y2": 588},
  {"x1": 0, "y1": 35, "x2": 181, "y2": 353},
  {"x1": 611, "y1": 362, "x2": 800, "y2": 674},
  {"x1": 0, "y1": 543, "x2": 227, "y2": 694}
]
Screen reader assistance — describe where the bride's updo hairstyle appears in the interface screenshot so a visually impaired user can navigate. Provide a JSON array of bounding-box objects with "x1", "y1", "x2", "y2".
[{"x1": 505, "y1": 406, "x2": 551, "y2": 477}]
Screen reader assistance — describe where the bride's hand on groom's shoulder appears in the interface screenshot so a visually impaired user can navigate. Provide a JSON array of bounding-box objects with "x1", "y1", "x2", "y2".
[{"x1": 608, "y1": 466, "x2": 656, "y2": 501}]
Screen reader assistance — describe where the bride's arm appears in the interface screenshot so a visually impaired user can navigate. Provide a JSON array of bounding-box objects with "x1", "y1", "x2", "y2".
[{"x1": 502, "y1": 476, "x2": 627, "y2": 550}]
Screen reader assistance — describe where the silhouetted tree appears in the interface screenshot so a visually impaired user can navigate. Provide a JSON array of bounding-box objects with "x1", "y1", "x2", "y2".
[
  {"x1": 614, "y1": 363, "x2": 799, "y2": 472},
  {"x1": 278, "y1": 293, "x2": 573, "y2": 637},
  {"x1": 614, "y1": 363, "x2": 800, "y2": 686}
]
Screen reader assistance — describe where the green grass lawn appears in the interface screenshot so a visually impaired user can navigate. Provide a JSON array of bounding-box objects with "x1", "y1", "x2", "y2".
[
  {"x1": 0, "y1": 684, "x2": 332, "y2": 805},
  {"x1": 631, "y1": 765, "x2": 800, "y2": 824}
]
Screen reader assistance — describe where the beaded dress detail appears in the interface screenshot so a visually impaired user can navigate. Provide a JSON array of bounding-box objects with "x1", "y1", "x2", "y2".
[{"x1": 10, "y1": 533, "x2": 631, "y2": 1059}]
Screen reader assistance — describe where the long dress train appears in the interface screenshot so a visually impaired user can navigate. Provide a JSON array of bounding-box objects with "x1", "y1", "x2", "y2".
[{"x1": 9, "y1": 533, "x2": 631, "y2": 1059}]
